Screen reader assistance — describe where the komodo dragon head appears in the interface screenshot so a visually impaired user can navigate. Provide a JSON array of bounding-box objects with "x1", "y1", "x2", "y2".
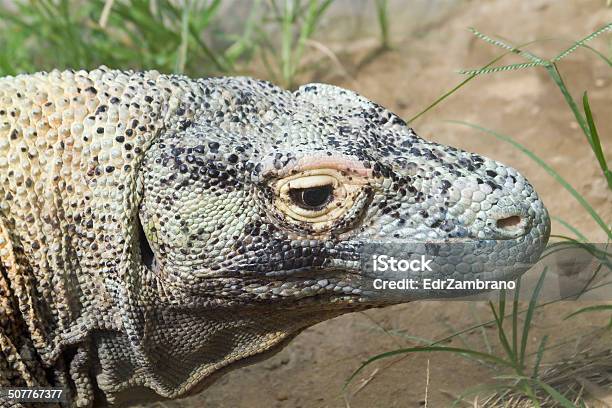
[
  {"x1": 0, "y1": 70, "x2": 550, "y2": 406},
  {"x1": 132, "y1": 77, "x2": 550, "y2": 404}
]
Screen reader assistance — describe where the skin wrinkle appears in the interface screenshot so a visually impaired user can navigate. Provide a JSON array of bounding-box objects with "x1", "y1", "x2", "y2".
[{"x1": 0, "y1": 68, "x2": 550, "y2": 406}]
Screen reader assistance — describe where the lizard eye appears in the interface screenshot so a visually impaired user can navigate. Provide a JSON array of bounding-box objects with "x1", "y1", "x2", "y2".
[
  {"x1": 289, "y1": 184, "x2": 334, "y2": 210},
  {"x1": 273, "y1": 170, "x2": 366, "y2": 229},
  {"x1": 279, "y1": 174, "x2": 344, "y2": 220}
]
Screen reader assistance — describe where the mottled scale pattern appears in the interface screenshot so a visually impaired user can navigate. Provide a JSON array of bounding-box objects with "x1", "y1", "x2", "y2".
[{"x1": 0, "y1": 67, "x2": 549, "y2": 407}]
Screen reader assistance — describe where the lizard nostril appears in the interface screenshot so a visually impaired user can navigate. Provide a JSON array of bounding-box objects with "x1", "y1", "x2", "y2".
[{"x1": 496, "y1": 215, "x2": 522, "y2": 230}]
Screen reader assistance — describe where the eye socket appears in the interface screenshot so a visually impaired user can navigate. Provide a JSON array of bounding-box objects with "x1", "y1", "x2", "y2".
[
  {"x1": 273, "y1": 170, "x2": 367, "y2": 228},
  {"x1": 289, "y1": 184, "x2": 334, "y2": 210}
]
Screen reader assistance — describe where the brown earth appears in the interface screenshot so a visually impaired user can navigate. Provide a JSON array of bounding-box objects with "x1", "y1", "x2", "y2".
[{"x1": 147, "y1": 1, "x2": 611, "y2": 407}]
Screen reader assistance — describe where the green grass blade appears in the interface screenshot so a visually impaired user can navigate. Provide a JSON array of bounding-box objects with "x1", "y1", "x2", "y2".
[
  {"x1": 565, "y1": 304, "x2": 612, "y2": 319},
  {"x1": 344, "y1": 346, "x2": 513, "y2": 388},
  {"x1": 280, "y1": 0, "x2": 294, "y2": 87},
  {"x1": 579, "y1": 43, "x2": 612, "y2": 67},
  {"x1": 408, "y1": 74, "x2": 477, "y2": 123},
  {"x1": 512, "y1": 279, "x2": 521, "y2": 365},
  {"x1": 375, "y1": 0, "x2": 390, "y2": 49},
  {"x1": 498, "y1": 288, "x2": 506, "y2": 321},
  {"x1": 551, "y1": 216, "x2": 589, "y2": 242},
  {"x1": 492, "y1": 375, "x2": 573, "y2": 407},
  {"x1": 532, "y1": 334, "x2": 548, "y2": 378},
  {"x1": 224, "y1": 0, "x2": 260, "y2": 64},
  {"x1": 313, "y1": 0, "x2": 334, "y2": 34},
  {"x1": 440, "y1": 320, "x2": 474, "y2": 351},
  {"x1": 187, "y1": 23, "x2": 227, "y2": 72},
  {"x1": 542, "y1": 241, "x2": 611, "y2": 275},
  {"x1": 489, "y1": 296, "x2": 516, "y2": 364},
  {"x1": 535, "y1": 380, "x2": 576, "y2": 408},
  {"x1": 544, "y1": 238, "x2": 609, "y2": 257},
  {"x1": 449, "y1": 121, "x2": 611, "y2": 238},
  {"x1": 409, "y1": 38, "x2": 545, "y2": 123},
  {"x1": 545, "y1": 63, "x2": 591, "y2": 143},
  {"x1": 174, "y1": 0, "x2": 192, "y2": 74},
  {"x1": 163, "y1": 1, "x2": 228, "y2": 72},
  {"x1": 519, "y1": 268, "x2": 547, "y2": 368},
  {"x1": 468, "y1": 303, "x2": 492, "y2": 354},
  {"x1": 191, "y1": 0, "x2": 221, "y2": 32},
  {"x1": 292, "y1": 0, "x2": 317, "y2": 81},
  {"x1": 583, "y1": 91, "x2": 612, "y2": 190}
]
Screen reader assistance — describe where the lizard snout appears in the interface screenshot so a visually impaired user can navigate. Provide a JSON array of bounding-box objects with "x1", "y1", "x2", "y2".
[{"x1": 475, "y1": 168, "x2": 549, "y2": 242}]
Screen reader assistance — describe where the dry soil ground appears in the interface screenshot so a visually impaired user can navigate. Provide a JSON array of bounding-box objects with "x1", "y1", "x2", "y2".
[{"x1": 146, "y1": 1, "x2": 611, "y2": 407}]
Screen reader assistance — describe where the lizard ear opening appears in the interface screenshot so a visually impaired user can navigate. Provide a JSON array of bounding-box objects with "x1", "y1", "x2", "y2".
[{"x1": 137, "y1": 216, "x2": 155, "y2": 270}]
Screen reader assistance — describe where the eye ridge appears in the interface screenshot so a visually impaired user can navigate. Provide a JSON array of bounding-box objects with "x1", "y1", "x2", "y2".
[{"x1": 289, "y1": 184, "x2": 334, "y2": 210}]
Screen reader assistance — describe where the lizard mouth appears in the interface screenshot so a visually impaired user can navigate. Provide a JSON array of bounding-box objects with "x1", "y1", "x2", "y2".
[{"x1": 191, "y1": 214, "x2": 550, "y2": 305}]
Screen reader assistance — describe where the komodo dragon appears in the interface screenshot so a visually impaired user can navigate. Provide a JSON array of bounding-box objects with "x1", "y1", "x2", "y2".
[{"x1": 0, "y1": 67, "x2": 550, "y2": 407}]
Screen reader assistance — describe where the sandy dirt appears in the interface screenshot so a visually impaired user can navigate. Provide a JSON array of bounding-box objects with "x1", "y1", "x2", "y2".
[{"x1": 146, "y1": 1, "x2": 611, "y2": 407}]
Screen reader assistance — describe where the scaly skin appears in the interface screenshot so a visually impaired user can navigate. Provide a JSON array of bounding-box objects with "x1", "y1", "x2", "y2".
[{"x1": 0, "y1": 67, "x2": 550, "y2": 407}]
